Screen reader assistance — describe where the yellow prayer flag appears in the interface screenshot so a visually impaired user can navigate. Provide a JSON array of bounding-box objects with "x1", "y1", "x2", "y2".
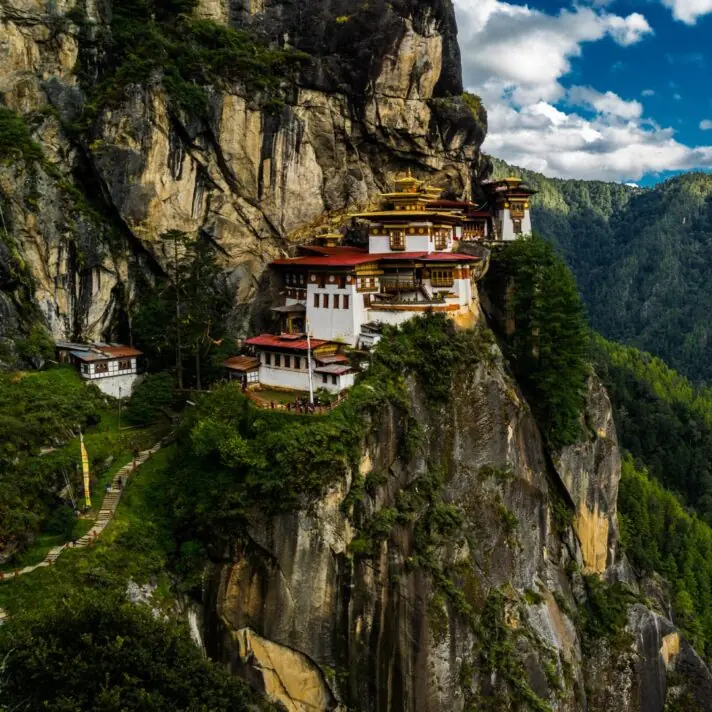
[{"x1": 80, "y1": 432, "x2": 91, "y2": 509}]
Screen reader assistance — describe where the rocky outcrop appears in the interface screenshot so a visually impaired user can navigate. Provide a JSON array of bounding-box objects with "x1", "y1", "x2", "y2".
[
  {"x1": 200, "y1": 326, "x2": 712, "y2": 711},
  {"x1": 0, "y1": 0, "x2": 486, "y2": 342}
]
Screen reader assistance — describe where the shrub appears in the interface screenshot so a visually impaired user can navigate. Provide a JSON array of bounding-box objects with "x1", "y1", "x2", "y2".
[
  {"x1": 126, "y1": 372, "x2": 175, "y2": 425},
  {"x1": 0, "y1": 590, "x2": 272, "y2": 711}
]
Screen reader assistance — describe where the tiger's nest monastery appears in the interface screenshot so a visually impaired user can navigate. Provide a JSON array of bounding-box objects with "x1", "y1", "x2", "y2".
[{"x1": 227, "y1": 175, "x2": 535, "y2": 395}]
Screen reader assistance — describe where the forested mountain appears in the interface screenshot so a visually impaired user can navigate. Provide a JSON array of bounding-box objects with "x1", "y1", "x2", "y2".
[{"x1": 491, "y1": 158, "x2": 712, "y2": 384}]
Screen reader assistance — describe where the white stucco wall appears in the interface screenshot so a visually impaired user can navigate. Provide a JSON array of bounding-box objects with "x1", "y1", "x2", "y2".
[
  {"x1": 368, "y1": 229, "x2": 452, "y2": 255},
  {"x1": 500, "y1": 208, "x2": 532, "y2": 241},
  {"x1": 365, "y1": 309, "x2": 423, "y2": 327},
  {"x1": 306, "y1": 282, "x2": 361, "y2": 345},
  {"x1": 258, "y1": 363, "x2": 313, "y2": 392},
  {"x1": 91, "y1": 373, "x2": 142, "y2": 399},
  {"x1": 315, "y1": 371, "x2": 355, "y2": 393}
]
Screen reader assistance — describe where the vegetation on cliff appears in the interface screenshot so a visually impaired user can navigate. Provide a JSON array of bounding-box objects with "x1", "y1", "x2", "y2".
[
  {"x1": 488, "y1": 235, "x2": 590, "y2": 449},
  {"x1": 0, "y1": 588, "x2": 271, "y2": 711},
  {"x1": 166, "y1": 314, "x2": 494, "y2": 556},
  {"x1": 72, "y1": 0, "x2": 309, "y2": 122}
]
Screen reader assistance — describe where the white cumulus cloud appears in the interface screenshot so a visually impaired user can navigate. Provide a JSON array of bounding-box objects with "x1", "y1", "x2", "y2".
[
  {"x1": 453, "y1": 0, "x2": 712, "y2": 182},
  {"x1": 568, "y1": 86, "x2": 643, "y2": 119},
  {"x1": 661, "y1": 0, "x2": 712, "y2": 24},
  {"x1": 700, "y1": 120, "x2": 712, "y2": 130},
  {"x1": 642, "y1": 89, "x2": 656, "y2": 96}
]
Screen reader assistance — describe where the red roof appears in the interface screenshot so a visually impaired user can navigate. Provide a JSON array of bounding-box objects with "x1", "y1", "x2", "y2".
[
  {"x1": 272, "y1": 253, "x2": 379, "y2": 268},
  {"x1": 378, "y1": 252, "x2": 481, "y2": 263},
  {"x1": 464, "y1": 210, "x2": 491, "y2": 218},
  {"x1": 298, "y1": 245, "x2": 368, "y2": 256},
  {"x1": 245, "y1": 334, "x2": 330, "y2": 351},
  {"x1": 99, "y1": 345, "x2": 143, "y2": 358}
]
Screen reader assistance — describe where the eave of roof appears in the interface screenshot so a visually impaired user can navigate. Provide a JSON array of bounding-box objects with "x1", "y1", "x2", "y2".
[
  {"x1": 223, "y1": 355, "x2": 260, "y2": 371},
  {"x1": 245, "y1": 334, "x2": 330, "y2": 351}
]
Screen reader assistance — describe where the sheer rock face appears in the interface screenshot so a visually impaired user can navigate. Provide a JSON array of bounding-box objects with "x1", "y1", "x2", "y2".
[
  {"x1": 202, "y1": 346, "x2": 712, "y2": 712},
  {"x1": 0, "y1": 0, "x2": 485, "y2": 341}
]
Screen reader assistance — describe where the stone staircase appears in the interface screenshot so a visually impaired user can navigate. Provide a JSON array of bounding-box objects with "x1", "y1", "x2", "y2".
[{"x1": 0, "y1": 440, "x2": 165, "y2": 583}]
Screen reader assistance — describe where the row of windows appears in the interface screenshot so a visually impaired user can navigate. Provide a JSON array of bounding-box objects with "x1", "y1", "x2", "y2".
[
  {"x1": 82, "y1": 360, "x2": 132, "y2": 375},
  {"x1": 313, "y1": 292, "x2": 351, "y2": 309},
  {"x1": 264, "y1": 353, "x2": 306, "y2": 369}
]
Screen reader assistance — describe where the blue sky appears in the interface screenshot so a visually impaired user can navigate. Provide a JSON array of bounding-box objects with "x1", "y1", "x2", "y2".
[{"x1": 453, "y1": 0, "x2": 712, "y2": 184}]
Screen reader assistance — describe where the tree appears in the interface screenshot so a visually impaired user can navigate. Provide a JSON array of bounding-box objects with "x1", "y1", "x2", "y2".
[
  {"x1": 126, "y1": 371, "x2": 176, "y2": 425},
  {"x1": 0, "y1": 590, "x2": 272, "y2": 711},
  {"x1": 491, "y1": 235, "x2": 590, "y2": 448},
  {"x1": 136, "y1": 231, "x2": 232, "y2": 389}
]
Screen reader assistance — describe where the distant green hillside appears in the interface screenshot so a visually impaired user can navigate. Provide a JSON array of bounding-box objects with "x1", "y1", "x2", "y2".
[
  {"x1": 490, "y1": 158, "x2": 712, "y2": 384},
  {"x1": 592, "y1": 335, "x2": 712, "y2": 656}
]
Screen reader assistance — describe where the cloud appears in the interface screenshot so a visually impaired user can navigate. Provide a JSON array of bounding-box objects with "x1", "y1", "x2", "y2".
[
  {"x1": 673, "y1": 93, "x2": 683, "y2": 100},
  {"x1": 568, "y1": 86, "x2": 643, "y2": 119},
  {"x1": 453, "y1": 0, "x2": 712, "y2": 182},
  {"x1": 642, "y1": 89, "x2": 656, "y2": 96},
  {"x1": 661, "y1": 0, "x2": 712, "y2": 24},
  {"x1": 701, "y1": 120, "x2": 712, "y2": 130},
  {"x1": 454, "y1": 0, "x2": 652, "y2": 104}
]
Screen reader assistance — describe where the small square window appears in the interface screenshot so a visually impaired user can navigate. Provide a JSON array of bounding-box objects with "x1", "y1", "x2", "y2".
[
  {"x1": 323, "y1": 293, "x2": 329, "y2": 309},
  {"x1": 322, "y1": 374, "x2": 328, "y2": 384},
  {"x1": 334, "y1": 294, "x2": 340, "y2": 309},
  {"x1": 265, "y1": 353, "x2": 271, "y2": 366},
  {"x1": 284, "y1": 355, "x2": 291, "y2": 368},
  {"x1": 332, "y1": 375, "x2": 338, "y2": 385},
  {"x1": 343, "y1": 295, "x2": 350, "y2": 309},
  {"x1": 313, "y1": 293, "x2": 320, "y2": 308},
  {"x1": 295, "y1": 356, "x2": 301, "y2": 369},
  {"x1": 275, "y1": 354, "x2": 281, "y2": 367}
]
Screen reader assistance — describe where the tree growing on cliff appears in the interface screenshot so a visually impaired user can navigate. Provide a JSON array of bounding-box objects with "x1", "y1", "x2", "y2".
[
  {"x1": 0, "y1": 590, "x2": 272, "y2": 711},
  {"x1": 493, "y1": 235, "x2": 589, "y2": 449}
]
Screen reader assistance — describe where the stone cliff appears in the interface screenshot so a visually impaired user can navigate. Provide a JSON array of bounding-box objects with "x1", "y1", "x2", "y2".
[
  {"x1": 198, "y1": 318, "x2": 712, "y2": 712},
  {"x1": 0, "y1": 0, "x2": 486, "y2": 348}
]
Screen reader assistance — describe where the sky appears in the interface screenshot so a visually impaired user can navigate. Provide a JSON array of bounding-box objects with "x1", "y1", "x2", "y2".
[{"x1": 453, "y1": 0, "x2": 712, "y2": 184}]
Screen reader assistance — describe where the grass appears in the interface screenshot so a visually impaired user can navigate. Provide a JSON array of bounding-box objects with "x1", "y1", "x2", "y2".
[
  {"x1": 251, "y1": 388, "x2": 310, "y2": 404},
  {"x1": 0, "y1": 447, "x2": 176, "y2": 616},
  {"x1": 0, "y1": 520, "x2": 94, "y2": 573}
]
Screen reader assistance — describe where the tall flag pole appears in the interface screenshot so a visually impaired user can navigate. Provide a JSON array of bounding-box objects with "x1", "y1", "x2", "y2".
[
  {"x1": 306, "y1": 321, "x2": 314, "y2": 405},
  {"x1": 80, "y1": 431, "x2": 91, "y2": 509}
]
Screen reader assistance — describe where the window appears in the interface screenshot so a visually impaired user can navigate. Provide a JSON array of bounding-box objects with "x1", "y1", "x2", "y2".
[
  {"x1": 314, "y1": 292, "x2": 320, "y2": 308},
  {"x1": 118, "y1": 359, "x2": 131, "y2": 370},
  {"x1": 333, "y1": 294, "x2": 340, "y2": 309},
  {"x1": 512, "y1": 218, "x2": 523, "y2": 235},
  {"x1": 295, "y1": 356, "x2": 301, "y2": 369},
  {"x1": 275, "y1": 354, "x2": 281, "y2": 367},
  {"x1": 265, "y1": 352, "x2": 271, "y2": 365},
  {"x1": 322, "y1": 374, "x2": 328, "y2": 384},
  {"x1": 343, "y1": 294, "x2": 350, "y2": 309},
  {"x1": 95, "y1": 362, "x2": 108, "y2": 374},
  {"x1": 434, "y1": 232, "x2": 447, "y2": 250},
  {"x1": 338, "y1": 275, "x2": 346, "y2": 288},
  {"x1": 323, "y1": 293, "x2": 329, "y2": 309},
  {"x1": 82, "y1": 364, "x2": 89, "y2": 374},
  {"x1": 363, "y1": 294, "x2": 371, "y2": 307},
  {"x1": 284, "y1": 355, "x2": 291, "y2": 368},
  {"x1": 247, "y1": 370, "x2": 259, "y2": 383},
  {"x1": 430, "y1": 269, "x2": 454, "y2": 288},
  {"x1": 332, "y1": 375, "x2": 338, "y2": 385},
  {"x1": 389, "y1": 230, "x2": 405, "y2": 250},
  {"x1": 317, "y1": 273, "x2": 326, "y2": 288}
]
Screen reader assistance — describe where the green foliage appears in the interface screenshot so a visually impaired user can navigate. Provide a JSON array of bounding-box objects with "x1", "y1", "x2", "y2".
[
  {"x1": 126, "y1": 372, "x2": 176, "y2": 425},
  {"x1": 494, "y1": 160, "x2": 712, "y2": 387},
  {"x1": 14, "y1": 324, "x2": 55, "y2": 365},
  {"x1": 578, "y1": 574, "x2": 637, "y2": 648},
  {"x1": 167, "y1": 315, "x2": 493, "y2": 552},
  {"x1": 618, "y1": 455, "x2": 712, "y2": 656},
  {"x1": 0, "y1": 589, "x2": 270, "y2": 711},
  {"x1": 592, "y1": 335, "x2": 712, "y2": 525},
  {"x1": 0, "y1": 106, "x2": 44, "y2": 165},
  {"x1": 490, "y1": 235, "x2": 589, "y2": 448},
  {"x1": 75, "y1": 0, "x2": 308, "y2": 124},
  {"x1": 133, "y1": 232, "x2": 235, "y2": 388}
]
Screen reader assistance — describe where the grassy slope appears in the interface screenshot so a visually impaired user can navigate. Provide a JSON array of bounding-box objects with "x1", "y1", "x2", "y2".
[{"x1": 0, "y1": 446, "x2": 176, "y2": 614}]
